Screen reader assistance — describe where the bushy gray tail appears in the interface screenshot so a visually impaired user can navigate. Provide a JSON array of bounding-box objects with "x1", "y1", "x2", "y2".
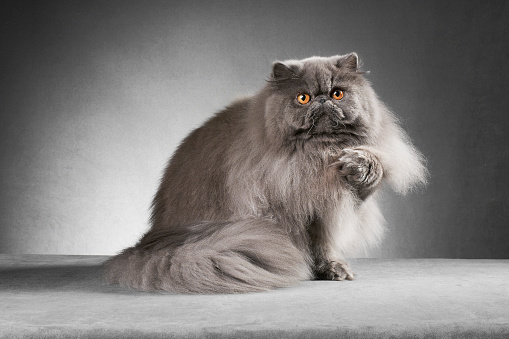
[{"x1": 103, "y1": 219, "x2": 311, "y2": 293}]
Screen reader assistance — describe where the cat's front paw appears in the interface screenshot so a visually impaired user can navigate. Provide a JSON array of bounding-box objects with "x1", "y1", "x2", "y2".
[
  {"x1": 315, "y1": 259, "x2": 355, "y2": 281},
  {"x1": 331, "y1": 148, "x2": 383, "y2": 199}
]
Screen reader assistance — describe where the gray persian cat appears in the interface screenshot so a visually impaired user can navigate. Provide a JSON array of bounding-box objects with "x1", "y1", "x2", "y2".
[{"x1": 104, "y1": 53, "x2": 427, "y2": 293}]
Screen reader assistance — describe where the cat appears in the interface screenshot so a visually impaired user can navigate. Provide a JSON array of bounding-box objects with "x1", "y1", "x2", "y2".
[{"x1": 103, "y1": 53, "x2": 427, "y2": 293}]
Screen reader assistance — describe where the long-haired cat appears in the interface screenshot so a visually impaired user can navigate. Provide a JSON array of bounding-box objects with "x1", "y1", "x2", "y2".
[{"x1": 104, "y1": 53, "x2": 427, "y2": 293}]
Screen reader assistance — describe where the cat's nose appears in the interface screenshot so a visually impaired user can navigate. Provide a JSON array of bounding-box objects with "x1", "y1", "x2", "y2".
[{"x1": 319, "y1": 98, "x2": 327, "y2": 104}]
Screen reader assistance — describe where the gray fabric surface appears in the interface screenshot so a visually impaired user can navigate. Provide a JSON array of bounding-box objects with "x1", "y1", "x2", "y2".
[{"x1": 1, "y1": 255, "x2": 508, "y2": 338}]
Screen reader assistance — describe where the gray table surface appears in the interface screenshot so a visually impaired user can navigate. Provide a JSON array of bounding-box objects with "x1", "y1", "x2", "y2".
[{"x1": 1, "y1": 255, "x2": 508, "y2": 338}]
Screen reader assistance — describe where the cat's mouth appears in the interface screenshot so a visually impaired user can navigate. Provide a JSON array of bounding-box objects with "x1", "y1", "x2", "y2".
[
  {"x1": 292, "y1": 126, "x2": 367, "y2": 143},
  {"x1": 291, "y1": 109, "x2": 368, "y2": 142}
]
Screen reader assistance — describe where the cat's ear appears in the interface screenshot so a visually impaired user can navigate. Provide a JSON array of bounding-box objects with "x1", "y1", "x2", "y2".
[
  {"x1": 335, "y1": 52, "x2": 360, "y2": 72},
  {"x1": 271, "y1": 61, "x2": 300, "y2": 81}
]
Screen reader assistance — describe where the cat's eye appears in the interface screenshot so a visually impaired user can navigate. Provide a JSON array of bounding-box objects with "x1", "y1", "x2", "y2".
[
  {"x1": 297, "y1": 93, "x2": 311, "y2": 104},
  {"x1": 332, "y1": 89, "x2": 344, "y2": 100}
]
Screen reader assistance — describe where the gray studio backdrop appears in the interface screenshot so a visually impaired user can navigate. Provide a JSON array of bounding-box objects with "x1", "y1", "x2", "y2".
[{"x1": 1, "y1": 1, "x2": 508, "y2": 257}]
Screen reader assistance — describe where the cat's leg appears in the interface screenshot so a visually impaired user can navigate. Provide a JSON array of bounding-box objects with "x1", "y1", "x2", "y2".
[
  {"x1": 309, "y1": 185, "x2": 385, "y2": 281},
  {"x1": 308, "y1": 219, "x2": 355, "y2": 281},
  {"x1": 330, "y1": 148, "x2": 384, "y2": 200}
]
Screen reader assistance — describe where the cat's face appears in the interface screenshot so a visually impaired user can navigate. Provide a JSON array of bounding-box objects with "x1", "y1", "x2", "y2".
[{"x1": 264, "y1": 53, "x2": 375, "y2": 148}]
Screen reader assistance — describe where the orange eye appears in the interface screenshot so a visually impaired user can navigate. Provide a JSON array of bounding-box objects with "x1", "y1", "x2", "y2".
[
  {"x1": 297, "y1": 93, "x2": 310, "y2": 104},
  {"x1": 332, "y1": 89, "x2": 344, "y2": 100}
]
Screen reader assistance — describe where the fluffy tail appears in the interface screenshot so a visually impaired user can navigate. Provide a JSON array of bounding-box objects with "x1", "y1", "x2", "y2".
[{"x1": 103, "y1": 219, "x2": 311, "y2": 293}]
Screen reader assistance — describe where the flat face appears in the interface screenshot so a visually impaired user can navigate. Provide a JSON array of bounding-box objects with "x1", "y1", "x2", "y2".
[{"x1": 267, "y1": 55, "x2": 371, "y2": 148}]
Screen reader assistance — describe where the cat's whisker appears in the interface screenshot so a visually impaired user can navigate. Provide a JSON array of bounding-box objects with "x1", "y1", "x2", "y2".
[{"x1": 306, "y1": 122, "x2": 315, "y2": 137}]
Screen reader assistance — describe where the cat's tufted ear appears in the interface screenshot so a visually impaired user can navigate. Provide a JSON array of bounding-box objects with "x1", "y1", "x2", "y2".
[
  {"x1": 335, "y1": 52, "x2": 360, "y2": 72},
  {"x1": 270, "y1": 61, "x2": 300, "y2": 81}
]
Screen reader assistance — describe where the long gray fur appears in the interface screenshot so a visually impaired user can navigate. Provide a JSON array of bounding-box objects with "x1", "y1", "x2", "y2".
[{"x1": 103, "y1": 53, "x2": 427, "y2": 293}]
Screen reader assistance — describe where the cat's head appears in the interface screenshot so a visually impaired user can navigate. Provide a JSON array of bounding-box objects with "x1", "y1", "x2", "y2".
[{"x1": 263, "y1": 53, "x2": 381, "y2": 149}]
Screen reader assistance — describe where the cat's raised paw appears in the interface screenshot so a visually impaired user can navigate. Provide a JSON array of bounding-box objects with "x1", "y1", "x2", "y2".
[
  {"x1": 315, "y1": 260, "x2": 355, "y2": 281},
  {"x1": 331, "y1": 148, "x2": 383, "y2": 199}
]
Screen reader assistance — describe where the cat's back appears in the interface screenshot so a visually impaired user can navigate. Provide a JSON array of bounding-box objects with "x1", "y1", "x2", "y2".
[
  {"x1": 175, "y1": 97, "x2": 251, "y2": 157},
  {"x1": 151, "y1": 97, "x2": 253, "y2": 228}
]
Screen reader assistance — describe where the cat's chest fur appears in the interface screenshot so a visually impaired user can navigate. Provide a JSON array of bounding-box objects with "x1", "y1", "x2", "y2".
[{"x1": 226, "y1": 141, "x2": 348, "y2": 223}]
